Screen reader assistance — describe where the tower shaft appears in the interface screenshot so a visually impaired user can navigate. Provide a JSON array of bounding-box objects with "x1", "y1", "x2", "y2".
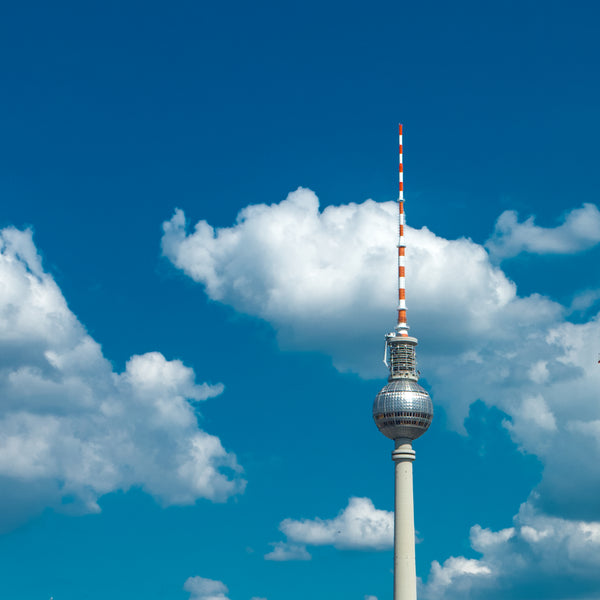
[{"x1": 393, "y1": 441, "x2": 417, "y2": 600}]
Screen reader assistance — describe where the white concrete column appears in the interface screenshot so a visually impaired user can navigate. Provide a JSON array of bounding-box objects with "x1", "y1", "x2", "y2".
[{"x1": 392, "y1": 439, "x2": 417, "y2": 600}]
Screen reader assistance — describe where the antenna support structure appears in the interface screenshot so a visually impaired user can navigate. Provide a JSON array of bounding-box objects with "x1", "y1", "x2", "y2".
[{"x1": 372, "y1": 125, "x2": 434, "y2": 600}]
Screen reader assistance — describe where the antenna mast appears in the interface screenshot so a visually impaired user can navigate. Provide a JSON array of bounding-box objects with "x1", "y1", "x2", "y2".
[{"x1": 397, "y1": 124, "x2": 408, "y2": 336}]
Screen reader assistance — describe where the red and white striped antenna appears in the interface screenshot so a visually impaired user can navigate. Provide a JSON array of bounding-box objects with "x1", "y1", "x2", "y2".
[{"x1": 396, "y1": 124, "x2": 409, "y2": 337}]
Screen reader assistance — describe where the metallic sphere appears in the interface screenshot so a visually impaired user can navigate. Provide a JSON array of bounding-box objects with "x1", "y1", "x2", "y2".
[{"x1": 373, "y1": 379, "x2": 433, "y2": 440}]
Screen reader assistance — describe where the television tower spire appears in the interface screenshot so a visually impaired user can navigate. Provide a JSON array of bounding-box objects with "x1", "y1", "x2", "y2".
[
  {"x1": 372, "y1": 125, "x2": 433, "y2": 600},
  {"x1": 397, "y1": 124, "x2": 409, "y2": 337}
]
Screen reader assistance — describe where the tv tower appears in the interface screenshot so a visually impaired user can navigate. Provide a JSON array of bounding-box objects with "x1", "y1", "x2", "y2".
[{"x1": 373, "y1": 124, "x2": 433, "y2": 600}]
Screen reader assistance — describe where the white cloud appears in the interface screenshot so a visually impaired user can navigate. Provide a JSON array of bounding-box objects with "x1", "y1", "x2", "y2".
[
  {"x1": 365, "y1": 596, "x2": 378, "y2": 600},
  {"x1": 511, "y1": 394, "x2": 557, "y2": 432},
  {"x1": 569, "y1": 288, "x2": 600, "y2": 313},
  {"x1": 264, "y1": 542, "x2": 312, "y2": 562},
  {"x1": 183, "y1": 577, "x2": 267, "y2": 600},
  {"x1": 163, "y1": 190, "x2": 600, "y2": 595},
  {"x1": 266, "y1": 497, "x2": 393, "y2": 560},
  {"x1": 280, "y1": 497, "x2": 393, "y2": 550},
  {"x1": 161, "y1": 190, "x2": 600, "y2": 526},
  {"x1": 0, "y1": 227, "x2": 244, "y2": 532},
  {"x1": 420, "y1": 502, "x2": 600, "y2": 600},
  {"x1": 184, "y1": 576, "x2": 230, "y2": 600},
  {"x1": 161, "y1": 188, "x2": 532, "y2": 379},
  {"x1": 421, "y1": 557, "x2": 492, "y2": 599},
  {"x1": 485, "y1": 203, "x2": 600, "y2": 260}
]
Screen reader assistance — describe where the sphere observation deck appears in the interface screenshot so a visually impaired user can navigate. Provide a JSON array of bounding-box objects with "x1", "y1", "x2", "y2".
[{"x1": 373, "y1": 335, "x2": 433, "y2": 441}]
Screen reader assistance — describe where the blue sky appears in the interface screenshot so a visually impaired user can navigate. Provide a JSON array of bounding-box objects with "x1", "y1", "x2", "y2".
[{"x1": 1, "y1": 1, "x2": 600, "y2": 599}]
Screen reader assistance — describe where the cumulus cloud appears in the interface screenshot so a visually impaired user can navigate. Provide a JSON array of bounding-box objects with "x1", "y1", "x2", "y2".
[
  {"x1": 163, "y1": 190, "x2": 600, "y2": 597},
  {"x1": 485, "y1": 203, "x2": 600, "y2": 260},
  {"x1": 280, "y1": 497, "x2": 393, "y2": 550},
  {"x1": 184, "y1": 576, "x2": 230, "y2": 600},
  {"x1": 264, "y1": 542, "x2": 312, "y2": 561},
  {"x1": 0, "y1": 227, "x2": 244, "y2": 532},
  {"x1": 570, "y1": 288, "x2": 600, "y2": 314},
  {"x1": 265, "y1": 497, "x2": 393, "y2": 560},
  {"x1": 161, "y1": 188, "x2": 532, "y2": 379},
  {"x1": 161, "y1": 190, "x2": 600, "y2": 525},
  {"x1": 183, "y1": 577, "x2": 267, "y2": 600},
  {"x1": 422, "y1": 557, "x2": 492, "y2": 600},
  {"x1": 420, "y1": 502, "x2": 600, "y2": 600}
]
